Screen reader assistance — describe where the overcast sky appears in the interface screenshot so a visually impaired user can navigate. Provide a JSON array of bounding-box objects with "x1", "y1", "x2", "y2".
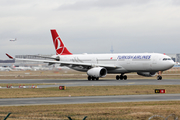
[{"x1": 1, "y1": 0, "x2": 180, "y2": 59}]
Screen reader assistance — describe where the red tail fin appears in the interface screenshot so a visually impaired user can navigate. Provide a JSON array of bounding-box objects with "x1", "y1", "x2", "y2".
[{"x1": 51, "y1": 29, "x2": 72, "y2": 55}]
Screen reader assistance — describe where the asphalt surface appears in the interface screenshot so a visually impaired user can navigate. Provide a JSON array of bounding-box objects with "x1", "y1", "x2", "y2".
[
  {"x1": 1, "y1": 94, "x2": 180, "y2": 106},
  {"x1": 0, "y1": 79, "x2": 180, "y2": 88}
]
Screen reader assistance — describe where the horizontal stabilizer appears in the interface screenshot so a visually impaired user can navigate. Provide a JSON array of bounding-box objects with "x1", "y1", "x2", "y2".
[{"x1": 6, "y1": 53, "x2": 14, "y2": 59}]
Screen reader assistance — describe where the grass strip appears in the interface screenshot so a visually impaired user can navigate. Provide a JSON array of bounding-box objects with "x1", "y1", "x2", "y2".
[
  {"x1": 0, "y1": 83, "x2": 55, "y2": 87},
  {"x1": 0, "y1": 85, "x2": 180, "y2": 98},
  {"x1": 0, "y1": 101, "x2": 180, "y2": 120}
]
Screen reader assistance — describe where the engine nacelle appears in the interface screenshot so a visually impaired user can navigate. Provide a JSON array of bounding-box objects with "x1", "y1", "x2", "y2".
[
  {"x1": 137, "y1": 72, "x2": 156, "y2": 77},
  {"x1": 51, "y1": 55, "x2": 60, "y2": 61},
  {"x1": 87, "y1": 67, "x2": 107, "y2": 78}
]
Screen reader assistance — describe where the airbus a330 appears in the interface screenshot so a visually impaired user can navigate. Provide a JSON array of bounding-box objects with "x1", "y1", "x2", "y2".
[{"x1": 6, "y1": 29, "x2": 175, "y2": 80}]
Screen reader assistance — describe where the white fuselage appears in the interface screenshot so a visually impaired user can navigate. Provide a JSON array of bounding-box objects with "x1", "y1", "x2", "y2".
[{"x1": 58, "y1": 53, "x2": 174, "y2": 74}]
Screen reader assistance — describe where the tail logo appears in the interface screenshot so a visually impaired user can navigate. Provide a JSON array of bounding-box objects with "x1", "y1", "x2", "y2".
[
  {"x1": 54, "y1": 37, "x2": 64, "y2": 55},
  {"x1": 55, "y1": 37, "x2": 62, "y2": 50}
]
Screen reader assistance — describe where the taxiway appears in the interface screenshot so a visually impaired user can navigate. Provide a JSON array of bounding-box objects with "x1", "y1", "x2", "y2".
[{"x1": 1, "y1": 94, "x2": 180, "y2": 106}]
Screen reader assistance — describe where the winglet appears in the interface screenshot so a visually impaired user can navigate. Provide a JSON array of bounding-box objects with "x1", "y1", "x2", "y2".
[{"x1": 6, "y1": 53, "x2": 14, "y2": 59}]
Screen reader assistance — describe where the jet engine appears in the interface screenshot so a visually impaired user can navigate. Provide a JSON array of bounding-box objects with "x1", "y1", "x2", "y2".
[
  {"x1": 87, "y1": 67, "x2": 107, "y2": 78},
  {"x1": 51, "y1": 55, "x2": 60, "y2": 61},
  {"x1": 137, "y1": 72, "x2": 156, "y2": 77}
]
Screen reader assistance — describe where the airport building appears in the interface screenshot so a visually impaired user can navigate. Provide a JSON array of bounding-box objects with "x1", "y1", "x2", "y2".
[{"x1": 166, "y1": 53, "x2": 180, "y2": 63}]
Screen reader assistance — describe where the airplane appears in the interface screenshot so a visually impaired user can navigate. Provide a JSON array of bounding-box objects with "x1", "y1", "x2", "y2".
[
  {"x1": 13, "y1": 66, "x2": 32, "y2": 71},
  {"x1": 6, "y1": 29, "x2": 175, "y2": 80},
  {"x1": 0, "y1": 66, "x2": 12, "y2": 71},
  {"x1": 10, "y1": 38, "x2": 17, "y2": 41}
]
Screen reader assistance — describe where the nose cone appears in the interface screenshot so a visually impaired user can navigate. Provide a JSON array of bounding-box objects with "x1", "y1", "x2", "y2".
[
  {"x1": 171, "y1": 60, "x2": 175, "y2": 66},
  {"x1": 167, "y1": 60, "x2": 175, "y2": 69},
  {"x1": 159, "y1": 60, "x2": 175, "y2": 71}
]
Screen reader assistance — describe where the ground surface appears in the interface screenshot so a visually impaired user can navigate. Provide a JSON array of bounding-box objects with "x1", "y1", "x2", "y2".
[{"x1": 0, "y1": 69, "x2": 180, "y2": 120}]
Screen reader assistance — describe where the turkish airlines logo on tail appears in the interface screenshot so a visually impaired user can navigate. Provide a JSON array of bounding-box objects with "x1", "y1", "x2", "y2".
[
  {"x1": 54, "y1": 37, "x2": 64, "y2": 55},
  {"x1": 51, "y1": 29, "x2": 72, "y2": 55}
]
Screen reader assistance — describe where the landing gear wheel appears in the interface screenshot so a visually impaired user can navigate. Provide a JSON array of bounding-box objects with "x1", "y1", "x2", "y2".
[
  {"x1": 88, "y1": 76, "x2": 92, "y2": 81},
  {"x1": 116, "y1": 75, "x2": 120, "y2": 80},
  {"x1": 124, "y1": 75, "x2": 127, "y2": 80},
  {"x1": 157, "y1": 75, "x2": 162, "y2": 80},
  {"x1": 92, "y1": 77, "x2": 95, "y2": 81},
  {"x1": 120, "y1": 75, "x2": 124, "y2": 80},
  {"x1": 96, "y1": 77, "x2": 99, "y2": 80},
  {"x1": 116, "y1": 74, "x2": 128, "y2": 80}
]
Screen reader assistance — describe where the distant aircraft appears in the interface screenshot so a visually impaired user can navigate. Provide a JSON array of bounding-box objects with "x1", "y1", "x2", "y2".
[
  {"x1": 12, "y1": 65, "x2": 32, "y2": 71},
  {"x1": 0, "y1": 66, "x2": 12, "y2": 71},
  {"x1": 10, "y1": 38, "x2": 17, "y2": 41},
  {"x1": 6, "y1": 29, "x2": 175, "y2": 80}
]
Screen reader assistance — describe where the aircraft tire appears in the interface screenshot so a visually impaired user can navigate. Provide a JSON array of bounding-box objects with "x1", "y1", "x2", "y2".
[
  {"x1": 88, "y1": 76, "x2": 92, "y2": 81},
  {"x1": 120, "y1": 75, "x2": 124, "y2": 80},
  {"x1": 92, "y1": 77, "x2": 95, "y2": 80},
  {"x1": 157, "y1": 75, "x2": 162, "y2": 80},
  {"x1": 96, "y1": 77, "x2": 99, "y2": 80},
  {"x1": 124, "y1": 75, "x2": 127, "y2": 80},
  {"x1": 116, "y1": 75, "x2": 120, "y2": 80}
]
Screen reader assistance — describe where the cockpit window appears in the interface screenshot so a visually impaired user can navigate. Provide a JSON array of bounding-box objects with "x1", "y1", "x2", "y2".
[{"x1": 163, "y1": 58, "x2": 172, "y2": 61}]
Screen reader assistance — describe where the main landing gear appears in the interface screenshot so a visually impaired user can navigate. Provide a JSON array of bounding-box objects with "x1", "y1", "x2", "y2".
[
  {"x1": 88, "y1": 76, "x2": 99, "y2": 81},
  {"x1": 116, "y1": 74, "x2": 127, "y2": 80}
]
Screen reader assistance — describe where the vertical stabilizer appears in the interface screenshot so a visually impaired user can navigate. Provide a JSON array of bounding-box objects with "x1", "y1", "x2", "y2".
[{"x1": 51, "y1": 29, "x2": 72, "y2": 55}]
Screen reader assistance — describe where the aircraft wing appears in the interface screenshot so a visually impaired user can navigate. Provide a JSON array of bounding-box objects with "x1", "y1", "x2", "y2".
[{"x1": 6, "y1": 54, "x2": 118, "y2": 69}]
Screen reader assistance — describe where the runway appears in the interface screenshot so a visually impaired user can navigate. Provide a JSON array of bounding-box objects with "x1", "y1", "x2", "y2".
[
  {"x1": 0, "y1": 79, "x2": 180, "y2": 88},
  {"x1": 1, "y1": 94, "x2": 180, "y2": 106}
]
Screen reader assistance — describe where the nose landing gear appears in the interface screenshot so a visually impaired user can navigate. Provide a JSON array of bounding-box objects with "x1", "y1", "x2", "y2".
[
  {"x1": 157, "y1": 71, "x2": 163, "y2": 80},
  {"x1": 157, "y1": 75, "x2": 162, "y2": 80}
]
